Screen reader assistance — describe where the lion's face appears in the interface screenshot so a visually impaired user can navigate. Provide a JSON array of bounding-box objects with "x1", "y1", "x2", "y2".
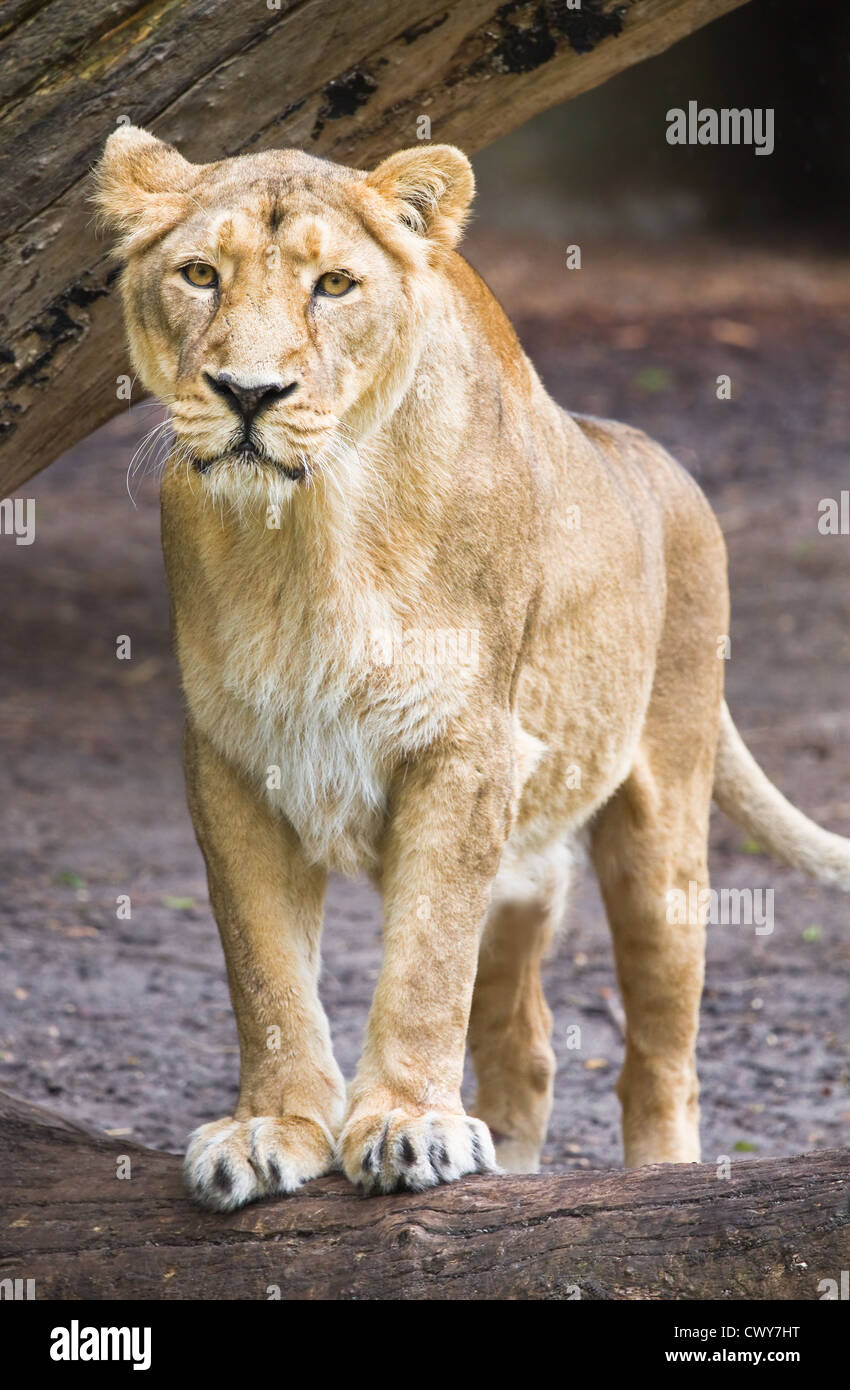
[
  {"x1": 126, "y1": 171, "x2": 410, "y2": 490},
  {"x1": 94, "y1": 130, "x2": 474, "y2": 509}
]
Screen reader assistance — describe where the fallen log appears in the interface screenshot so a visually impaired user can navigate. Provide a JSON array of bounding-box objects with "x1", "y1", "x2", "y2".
[
  {"x1": 0, "y1": 0, "x2": 750, "y2": 498},
  {"x1": 1, "y1": 1089, "x2": 845, "y2": 1300}
]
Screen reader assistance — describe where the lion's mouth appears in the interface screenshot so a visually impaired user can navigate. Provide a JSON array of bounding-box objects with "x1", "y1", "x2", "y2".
[{"x1": 193, "y1": 445, "x2": 306, "y2": 482}]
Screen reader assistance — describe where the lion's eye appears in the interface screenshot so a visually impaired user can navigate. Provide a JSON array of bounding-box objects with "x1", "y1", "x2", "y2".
[
  {"x1": 181, "y1": 262, "x2": 218, "y2": 289},
  {"x1": 315, "y1": 270, "x2": 356, "y2": 298}
]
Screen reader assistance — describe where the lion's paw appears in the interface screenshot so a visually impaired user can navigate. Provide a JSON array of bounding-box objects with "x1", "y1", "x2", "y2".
[
  {"x1": 339, "y1": 1109, "x2": 500, "y2": 1195},
  {"x1": 183, "y1": 1115, "x2": 334, "y2": 1212}
]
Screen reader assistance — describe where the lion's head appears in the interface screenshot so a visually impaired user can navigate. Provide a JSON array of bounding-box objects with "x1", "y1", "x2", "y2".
[{"x1": 94, "y1": 127, "x2": 474, "y2": 509}]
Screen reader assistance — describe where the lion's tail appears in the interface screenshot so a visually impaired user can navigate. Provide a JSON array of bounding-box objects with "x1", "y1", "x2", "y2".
[{"x1": 713, "y1": 702, "x2": 850, "y2": 889}]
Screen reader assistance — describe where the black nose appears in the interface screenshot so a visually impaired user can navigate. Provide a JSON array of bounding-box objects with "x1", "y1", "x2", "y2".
[{"x1": 204, "y1": 371, "x2": 297, "y2": 425}]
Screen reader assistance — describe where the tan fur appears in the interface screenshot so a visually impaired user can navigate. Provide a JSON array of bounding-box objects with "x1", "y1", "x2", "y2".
[{"x1": 93, "y1": 127, "x2": 850, "y2": 1209}]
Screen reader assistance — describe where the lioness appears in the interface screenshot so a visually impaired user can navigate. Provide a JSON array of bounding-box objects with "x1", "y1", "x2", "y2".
[{"x1": 94, "y1": 127, "x2": 850, "y2": 1210}]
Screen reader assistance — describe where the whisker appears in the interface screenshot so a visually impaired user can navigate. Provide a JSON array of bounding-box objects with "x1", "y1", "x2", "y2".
[{"x1": 125, "y1": 418, "x2": 175, "y2": 506}]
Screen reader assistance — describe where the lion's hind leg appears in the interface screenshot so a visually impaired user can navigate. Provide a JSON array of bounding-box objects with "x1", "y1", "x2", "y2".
[
  {"x1": 590, "y1": 749, "x2": 713, "y2": 1167},
  {"x1": 468, "y1": 842, "x2": 571, "y2": 1172}
]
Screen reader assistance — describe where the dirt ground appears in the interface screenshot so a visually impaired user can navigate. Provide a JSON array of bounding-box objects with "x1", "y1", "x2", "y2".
[{"x1": 2, "y1": 232, "x2": 849, "y2": 1175}]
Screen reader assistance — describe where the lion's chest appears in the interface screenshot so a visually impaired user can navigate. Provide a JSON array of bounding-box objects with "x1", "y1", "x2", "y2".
[
  {"x1": 181, "y1": 594, "x2": 468, "y2": 876},
  {"x1": 229, "y1": 654, "x2": 391, "y2": 876}
]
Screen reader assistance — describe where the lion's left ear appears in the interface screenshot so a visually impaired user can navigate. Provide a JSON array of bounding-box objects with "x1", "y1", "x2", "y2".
[
  {"x1": 92, "y1": 125, "x2": 198, "y2": 254},
  {"x1": 365, "y1": 145, "x2": 474, "y2": 249}
]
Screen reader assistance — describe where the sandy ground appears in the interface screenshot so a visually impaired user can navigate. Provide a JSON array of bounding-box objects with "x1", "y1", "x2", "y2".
[{"x1": 1, "y1": 232, "x2": 849, "y2": 1174}]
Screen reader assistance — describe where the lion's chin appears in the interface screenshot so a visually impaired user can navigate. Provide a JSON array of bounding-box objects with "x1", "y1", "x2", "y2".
[
  {"x1": 194, "y1": 445, "x2": 307, "y2": 483},
  {"x1": 183, "y1": 446, "x2": 312, "y2": 523}
]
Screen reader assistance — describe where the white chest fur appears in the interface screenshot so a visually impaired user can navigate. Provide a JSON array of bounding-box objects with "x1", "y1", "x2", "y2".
[{"x1": 180, "y1": 564, "x2": 475, "y2": 877}]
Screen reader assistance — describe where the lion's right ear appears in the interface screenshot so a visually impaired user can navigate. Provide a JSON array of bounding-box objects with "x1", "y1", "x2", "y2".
[
  {"x1": 92, "y1": 126, "x2": 197, "y2": 254},
  {"x1": 365, "y1": 145, "x2": 474, "y2": 249}
]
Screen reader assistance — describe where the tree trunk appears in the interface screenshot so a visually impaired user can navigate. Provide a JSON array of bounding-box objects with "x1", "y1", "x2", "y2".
[
  {"x1": 1, "y1": 1089, "x2": 845, "y2": 1300},
  {"x1": 0, "y1": 0, "x2": 749, "y2": 499}
]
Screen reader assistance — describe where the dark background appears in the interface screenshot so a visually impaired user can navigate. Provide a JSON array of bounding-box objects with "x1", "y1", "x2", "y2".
[{"x1": 476, "y1": 0, "x2": 850, "y2": 240}]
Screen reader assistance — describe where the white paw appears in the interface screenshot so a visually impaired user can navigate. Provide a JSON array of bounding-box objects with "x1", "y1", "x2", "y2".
[
  {"x1": 183, "y1": 1115, "x2": 334, "y2": 1212},
  {"x1": 339, "y1": 1109, "x2": 500, "y2": 1194}
]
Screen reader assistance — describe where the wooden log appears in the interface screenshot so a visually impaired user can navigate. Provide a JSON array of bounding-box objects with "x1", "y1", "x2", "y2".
[
  {"x1": 1, "y1": 1088, "x2": 845, "y2": 1300},
  {"x1": 0, "y1": 0, "x2": 750, "y2": 498}
]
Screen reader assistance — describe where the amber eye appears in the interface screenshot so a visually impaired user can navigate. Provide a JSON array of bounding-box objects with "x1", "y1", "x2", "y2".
[
  {"x1": 181, "y1": 262, "x2": 218, "y2": 289},
  {"x1": 315, "y1": 270, "x2": 356, "y2": 298}
]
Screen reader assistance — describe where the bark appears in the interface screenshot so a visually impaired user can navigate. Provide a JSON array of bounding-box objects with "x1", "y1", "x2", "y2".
[
  {"x1": 1, "y1": 1089, "x2": 845, "y2": 1300},
  {"x1": 0, "y1": 0, "x2": 750, "y2": 498}
]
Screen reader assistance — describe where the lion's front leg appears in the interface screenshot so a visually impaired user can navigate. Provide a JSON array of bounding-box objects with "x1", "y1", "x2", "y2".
[
  {"x1": 339, "y1": 736, "x2": 513, "y2": 1193},
  {"x1": 182, "y1": 722, "x2": 345, "y2": 1211}
]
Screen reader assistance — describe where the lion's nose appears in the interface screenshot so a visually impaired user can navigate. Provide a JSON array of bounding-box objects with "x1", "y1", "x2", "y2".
[{"x1": 204, "y1": 371, "x2": 298, "y2": 426}]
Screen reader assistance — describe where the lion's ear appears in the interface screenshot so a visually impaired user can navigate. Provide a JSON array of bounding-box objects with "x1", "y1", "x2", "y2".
[
  {"x1": 365, "y1": 145, "x2": 474, "y2": 249},
  {"x1": 92, "y1": 126, "x2": 197, "y2": 253}
]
